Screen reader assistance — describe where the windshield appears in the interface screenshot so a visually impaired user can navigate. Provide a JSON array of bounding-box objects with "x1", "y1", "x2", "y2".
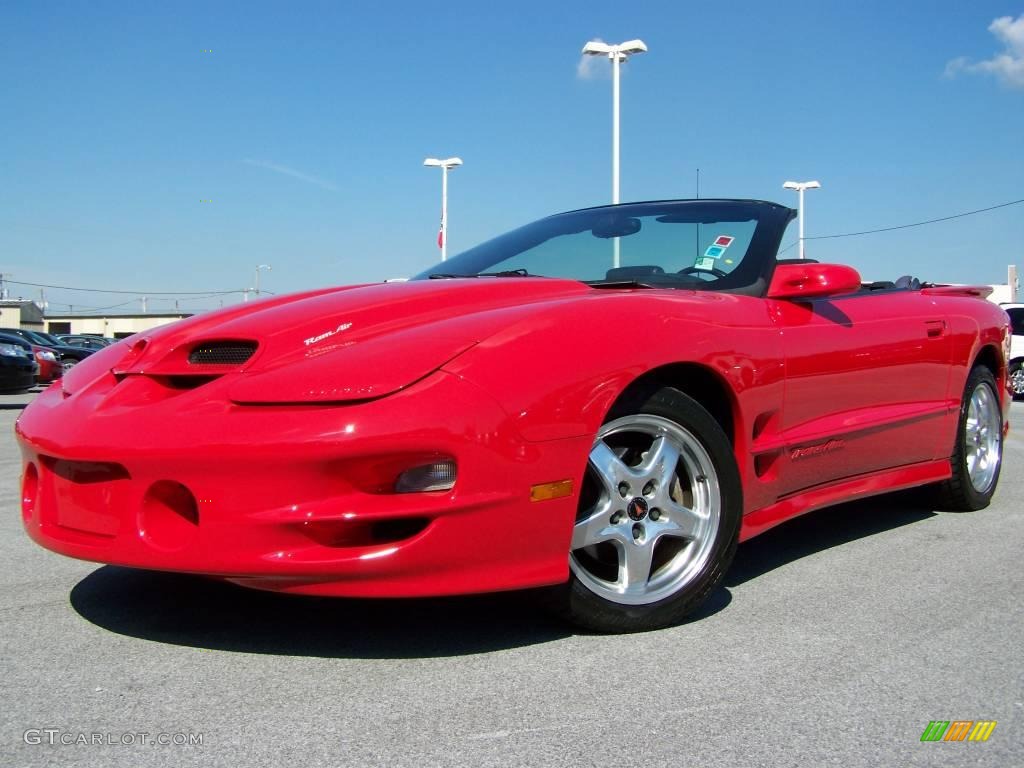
[
  {"x1": 24, "y1": 331, "x2": 52, "y2": 345},
  {"x1": 412, "y1": 200, "x2": 794, "y2": 293}
]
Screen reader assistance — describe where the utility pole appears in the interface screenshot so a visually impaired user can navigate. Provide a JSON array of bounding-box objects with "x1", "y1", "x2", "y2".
[{"x1": 255, "y1": 264, "x2": 271, "y2": 297}]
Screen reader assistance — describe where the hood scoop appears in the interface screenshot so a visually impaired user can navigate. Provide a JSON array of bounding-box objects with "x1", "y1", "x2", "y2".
[
  {"x1": 113, "y1": 339, "x2": 261, "y2": 377},
  {"x1": 188, "y1": 341, "x2": 258, "y2": 366}
]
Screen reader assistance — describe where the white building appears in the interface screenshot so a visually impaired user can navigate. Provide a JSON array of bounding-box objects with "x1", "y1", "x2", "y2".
[
  {"x1": 0, "y1": 300, "x2": 46, "y2": 330},
  {"x1": 43, "y1": 312, "x2": 192, "y2": 339}
]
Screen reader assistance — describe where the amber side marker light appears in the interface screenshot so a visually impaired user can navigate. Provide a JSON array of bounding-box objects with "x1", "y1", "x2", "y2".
[{"x1": 530, "y1": 479, "x2": 573, "y2": 502}]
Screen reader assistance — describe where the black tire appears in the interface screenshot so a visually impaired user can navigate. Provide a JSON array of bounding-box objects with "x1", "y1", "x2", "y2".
[
  {"x1": 549, "y1": 385, "x2": 742, "y2": 633},
  {"x1": 1009, "y1": 360, "x2": 1024, "y2": 401},
  {"x1": 934, "y1": 366, "x2": 1003, "y2": 511}
]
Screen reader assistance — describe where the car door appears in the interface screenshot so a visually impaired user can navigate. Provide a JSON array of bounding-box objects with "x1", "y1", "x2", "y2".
[{"x1": 768, "y1": 290, "x2": 951, "y2": 496}]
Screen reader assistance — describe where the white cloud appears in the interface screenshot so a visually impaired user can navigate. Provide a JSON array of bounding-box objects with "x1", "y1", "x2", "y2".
[
  {"x1": 242, "y1": 159, "x2": 338, "y2": 191},
  {"x1": 577, "y1": 39, "x2": 607, "y2": 80},
  {"x1": 946, "y1": 14, "x2": 1024, "y2": 89}
]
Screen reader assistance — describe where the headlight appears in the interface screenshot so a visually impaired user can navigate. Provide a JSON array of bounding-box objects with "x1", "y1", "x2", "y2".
[
  {"x1": 37, "y1": 350, "x2": 57, "y2": 362},
  {"x1": 0, "y1": 343, "x2": 24, "y2": 357}
]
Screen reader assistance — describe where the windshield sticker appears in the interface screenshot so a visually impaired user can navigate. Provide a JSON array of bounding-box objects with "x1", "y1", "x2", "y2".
[
  {"x1": 704, "y1": 245, "x2": 726, "y2": 259},
  {"x1": 694, "y1": 256, "x2": 716, "y2": 270},
  {"x1": 714, "y1": 235, "x2": 734, "y2": 247}
]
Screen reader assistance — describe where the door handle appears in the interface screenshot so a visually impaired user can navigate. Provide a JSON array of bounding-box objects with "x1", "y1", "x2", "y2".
[{"x1": 925, "y1": 320, "x2": 946, "y2": 338}]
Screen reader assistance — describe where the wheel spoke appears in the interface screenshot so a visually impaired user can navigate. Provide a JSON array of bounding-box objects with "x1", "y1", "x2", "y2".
[
  {"x1": 654, "y1": 503, "x2": 704, "y2": 540},
  {"x1": 588, "y1": 441, "x2": 634, "y2": 494},
  {"x1": 640, "y1": 435, "x2": 681, "y2": 481},
  {"x1": 571, "y1": 501, "x2": 622, "y2": 550},
  {"x1": 619, "y1": 540, "x2": 655, "y2": 590}
]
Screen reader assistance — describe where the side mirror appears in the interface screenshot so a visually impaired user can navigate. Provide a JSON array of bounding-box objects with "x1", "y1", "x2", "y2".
[{"x1": 767, "y1": 263, "x2": 862, "y2": 300}]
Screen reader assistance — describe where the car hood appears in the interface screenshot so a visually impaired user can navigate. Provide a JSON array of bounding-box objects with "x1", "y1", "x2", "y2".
[{"x1": 108, "y1": 278, "x2": 594, "y2": 404}]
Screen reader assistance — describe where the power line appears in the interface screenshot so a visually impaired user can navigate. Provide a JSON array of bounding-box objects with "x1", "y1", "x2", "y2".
[
  {"x1": 5, "y1": 279, "x2": 243, "y2": 296},
  {"x1": 806, "y1": 197, "x2": 1024, "y2": 241}
]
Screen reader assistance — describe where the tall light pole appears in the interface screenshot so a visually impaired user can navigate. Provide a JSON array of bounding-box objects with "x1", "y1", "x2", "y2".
[
  {"x1": 423, "y1": 157, "x2": 463, "y2": 261},
  {"x1": 782, "y1": 180, "x2": 821, "y2": 260},
  {"x1": 581, "y1": 39, "x2": 643, "y2": 268},
  {"x1": 255, "y1": 264, "x2": 271, "y2": 297},
  {"x1": 581, "y1": 39, "x2": 648, "y2": 206}
]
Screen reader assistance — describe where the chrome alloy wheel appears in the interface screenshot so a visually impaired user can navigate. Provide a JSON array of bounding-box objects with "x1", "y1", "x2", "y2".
[
  {"x1": 965, "y1": 381, "x2": 1001, "y2": 494},
  {"x1": 569, "y1": 414, "x2": 721, "y2": 606},
  {"x1": 1010, "y1": 364, "x2": 1024, "y2": 397}
]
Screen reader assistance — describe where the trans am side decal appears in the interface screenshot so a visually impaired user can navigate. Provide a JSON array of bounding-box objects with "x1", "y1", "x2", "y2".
[{"x1": 790, "y1": 439, "x2": 845, "y2": 461}]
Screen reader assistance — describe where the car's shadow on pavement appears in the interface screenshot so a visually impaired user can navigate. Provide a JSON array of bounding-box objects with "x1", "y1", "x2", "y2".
[
  {"x1": 68, "y1": 491, "x2": 935, "y2": 657},
  {"x1": 70, "y1": 569, "x2": 577, "y2": 658},
  {"x1": 726, "y1": 489, "x2": 937, "y2": 587}
]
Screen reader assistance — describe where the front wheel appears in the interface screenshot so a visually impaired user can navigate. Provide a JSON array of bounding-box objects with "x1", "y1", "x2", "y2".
[
  {"x1": 553, "y1": 386, "x2": 741, "y2": 633},
  {"x1": 934, "y1": 366, "x2": 1003, "y2": 511},
  {"x1": 61, "y1": 359, "x2": 78, "y2": 374}
]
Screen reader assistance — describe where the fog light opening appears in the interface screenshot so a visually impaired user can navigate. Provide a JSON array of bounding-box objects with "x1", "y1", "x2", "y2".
[
  {"x1": 21, "y1": 463, "x2": 39, "y2": 523},
  {"x1": 394, "y1": 459, "x2": 456, "y2": 493},
  {"x1": 139, "y1": 480, "x2": 200, "y2": 552}
]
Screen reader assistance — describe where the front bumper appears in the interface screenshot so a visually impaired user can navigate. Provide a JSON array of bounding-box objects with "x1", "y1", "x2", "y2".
[{"x1": 17, "y1": 369, "x2": 587, "y2": 597}]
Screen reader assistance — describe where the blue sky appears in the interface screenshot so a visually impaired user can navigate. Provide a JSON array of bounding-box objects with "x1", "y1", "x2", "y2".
[{"x1": 2, "y1": 0, "x2": 1022, "y2": 313}]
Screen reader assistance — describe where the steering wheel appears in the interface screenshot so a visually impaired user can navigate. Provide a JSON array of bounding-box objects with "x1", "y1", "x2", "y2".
[{"x1": 678, "y1": 265, "x2": 728, "y2": 280}]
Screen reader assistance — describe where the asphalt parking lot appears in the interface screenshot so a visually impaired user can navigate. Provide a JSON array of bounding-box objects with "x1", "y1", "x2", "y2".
[{"x1": 1, "y1": 386, "x2": 1021, "y2": 768}]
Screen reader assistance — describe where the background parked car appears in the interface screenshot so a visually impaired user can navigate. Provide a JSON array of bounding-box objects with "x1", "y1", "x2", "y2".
[
  {"x1": 55, "y1": 334, "x2": 115, "y2": 350},
  {"x1": 0, "y1": 328, "x2": 97, "y2": 373},
  {"x1": 0, "y1": 332, "x2": 40, "y2": 393},
  {"x1": 1004, "y1": 303, "x2": 1024, "y2": 400},
  {"x1": 30, "y1": 344, "x2": 61, "y2": 384}
]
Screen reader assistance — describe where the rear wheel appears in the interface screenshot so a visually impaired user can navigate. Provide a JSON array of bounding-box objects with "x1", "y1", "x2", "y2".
[
  {"x1": 555, "y1": 386, "x2": 741, "y2": 633},
  {"x1": 934, "y1": 366, "x2": 1003, "y2": 511}
]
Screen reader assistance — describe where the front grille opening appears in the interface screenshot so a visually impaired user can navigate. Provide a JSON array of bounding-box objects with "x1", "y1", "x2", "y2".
[
  {"x1": 298, "y1": 517, "x2": 430, "y2": 548},
  {"x1": 160, "y1": 375, "x2": 221, "y2": 390},
  {"x1": 188, "y1": 341, "x2": 257, "y2": 366},
  {"x1": 370, "y1": 518, "x2": 430, "y2": 543}
]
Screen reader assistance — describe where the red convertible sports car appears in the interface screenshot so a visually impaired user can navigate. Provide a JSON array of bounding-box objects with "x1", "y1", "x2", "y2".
[{"x1": 17, "y1": 199, "x2": 1010, "y2": 632}]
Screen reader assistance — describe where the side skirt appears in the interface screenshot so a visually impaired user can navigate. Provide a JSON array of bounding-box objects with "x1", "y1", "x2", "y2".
[{"x1": 739, "y1": 459, "x2": 951, "y2": 542}]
